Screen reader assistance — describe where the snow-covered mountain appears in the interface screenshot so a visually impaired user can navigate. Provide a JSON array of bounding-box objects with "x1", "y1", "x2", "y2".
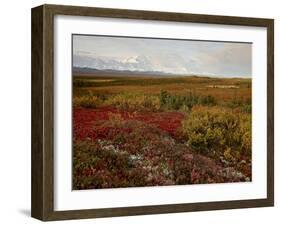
[{"x1": 73, "y1": 54, "x2": 157, "y2": 73}]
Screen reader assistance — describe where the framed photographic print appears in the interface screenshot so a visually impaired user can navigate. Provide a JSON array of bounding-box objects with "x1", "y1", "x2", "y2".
[{"x1": 31, "y1": 4, "x2": 274, "y2": 221}]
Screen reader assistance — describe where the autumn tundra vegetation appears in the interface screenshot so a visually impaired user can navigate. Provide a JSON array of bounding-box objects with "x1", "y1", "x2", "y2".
[{"x1": 72, "y1": 74, "x2": 251, "y2": 189}]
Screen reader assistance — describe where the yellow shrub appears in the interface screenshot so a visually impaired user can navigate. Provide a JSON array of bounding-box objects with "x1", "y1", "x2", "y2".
[
  {"x1": 181, "y1": 105, "x2": 251, "y2": 161},
  {"x1": 73, "y1": 95, "x2": 101, "y2": 108},
  {"x1": 105, "y1": 92, "x2": 161, "y2": 111}
]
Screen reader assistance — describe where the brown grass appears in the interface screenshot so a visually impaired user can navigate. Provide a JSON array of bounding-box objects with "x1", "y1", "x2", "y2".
[{"x1": 73, "y1": 75, "x2": 251, "y2": 103}]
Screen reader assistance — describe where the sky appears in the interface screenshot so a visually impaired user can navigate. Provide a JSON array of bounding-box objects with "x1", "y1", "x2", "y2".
[{"x1": 73, "y1": 34, "x2": 252, "y2": 78}]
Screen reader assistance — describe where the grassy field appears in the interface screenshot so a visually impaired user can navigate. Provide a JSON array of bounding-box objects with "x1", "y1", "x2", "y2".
[
  {"x1": 73, "y1": 74, "x2": 251, "y2": 101},
  {"x1": 72, "y1": 73, "x2": 252, "y2": 190}
]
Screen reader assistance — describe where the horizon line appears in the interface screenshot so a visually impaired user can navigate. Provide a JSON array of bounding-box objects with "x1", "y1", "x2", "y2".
[{"x1": 73, "y1": 66, "x2": 252, "y2": 79}]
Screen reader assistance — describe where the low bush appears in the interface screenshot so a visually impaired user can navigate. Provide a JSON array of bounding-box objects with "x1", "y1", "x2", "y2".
[
  {"x1": 73, "y1": 90, "x2": 216, "y2": 112},
  {"x1": 73, "y1": 79, "x2": 95, "y2": 87},
  {"x1": 181, "y1": 106, "x2": 251, "y2": 163},
  {"x1": 199, "y1": 95, "x2": 216, "y2": 106},
  {"x1": 105, "y1": 92, "x2": 161, "y2": 111},
  {"x1": 160, "y1": 90, "x2": 216, "y2": 111},
  {"x1": 73, "y1": 95, "x2": 102, "y2": 108},
  {"x1": 226, "y1": 97, "x2": 251, "y2": 113},
  {"x1": 241, "y1": 104, "x2": 252, "y2": 113}
]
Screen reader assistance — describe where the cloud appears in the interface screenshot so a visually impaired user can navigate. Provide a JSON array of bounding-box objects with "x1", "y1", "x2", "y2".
[
  {"x1": 73, "y1": 54, "x2": 155, "y2": 72},
  {"x1": 73, "y1": 35, "x2": 252, "y2": 77},
  {"x1": 192, "y1": 43, "x2": 252, "y2": 76}
]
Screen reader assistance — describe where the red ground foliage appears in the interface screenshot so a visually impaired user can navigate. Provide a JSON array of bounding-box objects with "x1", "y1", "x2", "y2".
[
  {"x1": 73, "y1": 106, "x2": 185, "y2": 141},
  {"x1": 73, "y1": 106, "x2": 250, "y2": 189}
]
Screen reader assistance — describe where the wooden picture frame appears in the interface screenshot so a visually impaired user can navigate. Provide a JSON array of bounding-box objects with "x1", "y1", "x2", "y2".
[{"x1": 31, "y1": 4, "x2": 274, "y2": 221}]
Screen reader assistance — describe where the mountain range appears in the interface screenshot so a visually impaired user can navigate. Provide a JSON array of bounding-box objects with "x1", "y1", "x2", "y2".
[
  {"x1": 73, "y1": 54, "x2": 186, "y2": 76},
  {"x1": 73, "y1": 53, "x2": 249, "y2": 78}
]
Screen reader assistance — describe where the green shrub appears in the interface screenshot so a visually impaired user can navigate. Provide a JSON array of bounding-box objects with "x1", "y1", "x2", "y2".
[
  {"x1": 73, "y1": 79, "x2": 94, "y2": 87},
  {"x1": 199, "y1": 95, "x2": 216, "y2": 106},
  {"x1": 225, "y1": 97, "x2": 251, "y2": 113},
  {"x1": 241, "y1": 104, "x2": 252, "y2": 113},
  {"x1": 160, "y1": 90, "x2": 216, "y2": 110},
  {"x1": 227, "y1": 98, "x2": 243, "y2": 108}
]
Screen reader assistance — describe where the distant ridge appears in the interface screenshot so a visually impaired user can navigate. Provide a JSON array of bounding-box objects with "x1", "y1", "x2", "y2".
[
  {"x1": 73, "y1": 67, "x2": 251, "y2": 79},
  {"x1": 73, "y1": 67, "x2": 179, "y2": 77}
]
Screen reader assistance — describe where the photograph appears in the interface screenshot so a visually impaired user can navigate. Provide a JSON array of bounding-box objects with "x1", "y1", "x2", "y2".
[
  {"x1": 72, "y1": 35, "x2": 252, "y2": 190},
  {"x1": 30, "y1": 4, "x2": 274, "y2": 221}
]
